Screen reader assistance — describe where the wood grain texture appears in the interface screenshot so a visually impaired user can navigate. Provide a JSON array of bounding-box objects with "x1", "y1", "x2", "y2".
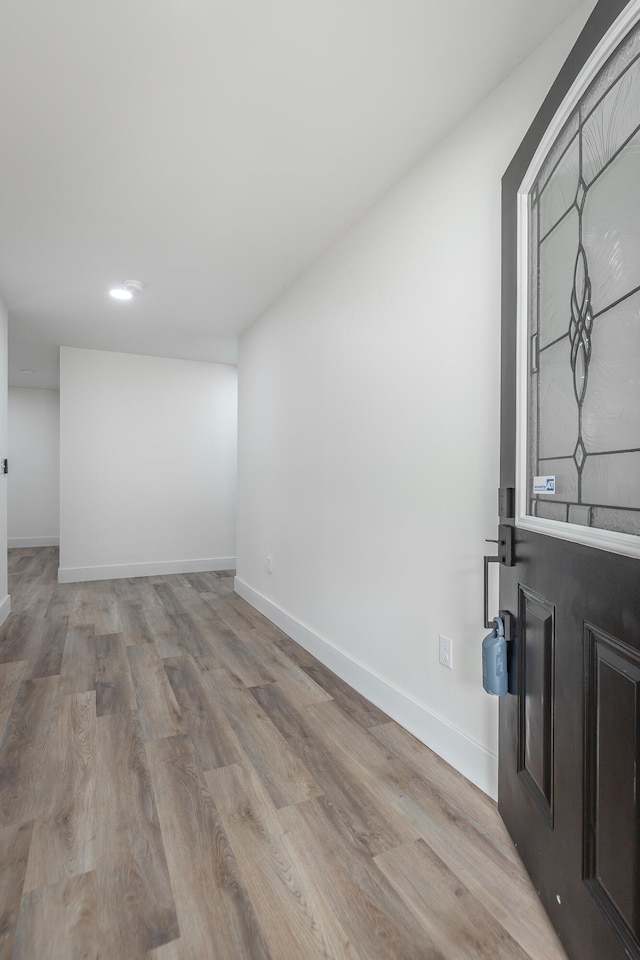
[
  {"x1": 95, "y1": 712, "x2": 179, "y2": 957},
  {"x1": 7, "y1": 549, "x2": 56, "y2": 620},
  {"x1": 215, "y1": 613, "x2": 332, "y2": 707},
  {"x1": 204, "y1": 667, "x2": 323, "y2": 809},
  {"x1": 23, "y1": 620, "x2": 67, "y2": 680},
  {"x1": 23, "y1": 691, "x2": 96, "y2": 892},
  {"x1": 163, "y1": 655, "x2": 240, "y2": 771},
  {"x1": 371, "y1": 720, "x2": 520, "y2": 863},
  {"x1": 371, "y1": 724, "x2": 565, "y2": 957},
  {"x1": 94, "y1": 633, "x2": 137, "y2": 717},
  {"x1": 278, "y1": 795, "x2": 440, "y2": 960},
  {"x1": 251, "y1": 682, "x2": 416, "y2": 855},
  {"x1": 375, "y1": 838, "x2": 531, "y2": 959},
  {"x1": 0, "y1": 615, "x2": 47, "y2": 668},
  {"x1": 73, "y1": 581, "x2": 119, "y2": 635},
  {"x1": 167, "y1": 582, "x2": 278, "y2": 686},
  {"x1": 210, "y1": 625, "x2": 277, "y2": 685},
  {"x1": 0, "y1": 614, "x2": 30, "y2": 664},
  {"x1": 0, "y1": 661, "x2": 28, "y2": 744},
  {"x1": 161, "y1": 575, "x2": 222, "y2": 625},
  {"x1": 0, "y1": 821, "x2": 34, "y2": 959},
  {"x1": 146, "y1": 736, "x2": 271, "y2": 960},
  {"x1": 13, "y1": 871, "x2": 105, "y2": 960},
  {"x1": 113, "y1": 578, "x2": 155, "y2": 645},
  {"x1": 67, "y1": 582, "x2": 100, "y2": 629},
  {"x1": 207, "y1": 761, "x2": 362, "y2": 960},
  {"x1": 44, "y1": 582, "x2": 79, "y2": 623},
  {"x1": 300, "y1": 661, "x2": 391, "y2": 728},
  {"x1": 136, "y1": 602, "x2": 186, "y2": 661},
  {"x1": 59, "y1": 625, "x2": 97, "y2": 697},
  {"x1": 146, "y1": 939, "x2": 187, "y2": 960},
  {"x1": 0, "y1": 676, "x2": 60, "y2": 826},
  {"x1": 219, "y1": 594, "x2": 320, "y2": 669},
  {"x1": 0, "y1": 547, "x2": 569, "y2": 960},
  {"x1": 127, "y1": 644, "x2": 184, "y2": 741},
  {"x1": 149, "y1": 582, "x2": 222, "y2": 664},
  {"x1": 208, "y1": 620, "x2": 277, "y2": 687}
]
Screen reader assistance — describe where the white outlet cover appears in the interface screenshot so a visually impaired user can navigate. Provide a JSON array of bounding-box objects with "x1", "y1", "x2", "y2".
[{"x1": 439, "y1": 634, "x2": 453, "y2": 669}]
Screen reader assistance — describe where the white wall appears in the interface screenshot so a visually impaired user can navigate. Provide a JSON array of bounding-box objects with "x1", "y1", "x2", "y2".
[
  {"x1": 0, "y1": 297, "x2": 8, "y2": 625},
  {"x1": 59, "y1": 347, "x2": 237, "y2": 582},
  {"x1": 236, "y1": 3, "x2": 596, "y2": 798},
  {"x1": 8, "y1": 387, "x2": 60, "y2": 547}
]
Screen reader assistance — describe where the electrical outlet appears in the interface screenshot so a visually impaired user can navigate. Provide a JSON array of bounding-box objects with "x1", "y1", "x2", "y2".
[
  {"x1": 439, "y1": 634, "x2": 453, "y2": 669},
  {"x1": 266, "y1": 556, "x2": 272, "y2": 574}
]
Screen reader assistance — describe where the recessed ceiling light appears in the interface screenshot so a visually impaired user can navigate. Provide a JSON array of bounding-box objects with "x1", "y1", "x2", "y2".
[
  {"x1": 110, "y1": 286, "x2": 133, "y2": 301},
  {"x1": 109, "y1": 279, "x2": 144, "y2": 301}
]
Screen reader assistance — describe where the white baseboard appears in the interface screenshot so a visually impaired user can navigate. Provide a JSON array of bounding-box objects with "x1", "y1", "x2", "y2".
[
  {"x1": 0, "y1": 594, "x2": 10, "y2": 629},
  {"x1": 234, "y1": 577, "x2": 498, "y2": 800},
  {"x1": 58, "y1": 556, "x2": 236, "y2": 584},
  {"x1": 9, "y1": 537, "x2": 60, "y2": 548}
]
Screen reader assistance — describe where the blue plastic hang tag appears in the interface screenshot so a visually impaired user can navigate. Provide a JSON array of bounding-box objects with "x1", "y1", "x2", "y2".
[{"x1": 482, "y1": 616, "x2": 508, "y2": 696}]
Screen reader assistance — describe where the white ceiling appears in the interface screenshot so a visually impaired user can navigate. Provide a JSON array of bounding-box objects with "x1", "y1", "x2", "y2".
[{"x1": 1, "y1": 0, "x2": 586, "y2": 388}]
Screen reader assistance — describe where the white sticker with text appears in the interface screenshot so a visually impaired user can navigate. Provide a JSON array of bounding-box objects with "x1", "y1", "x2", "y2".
[{"x1": 533, "y1": 475, "x2": 556, "y2": 495}]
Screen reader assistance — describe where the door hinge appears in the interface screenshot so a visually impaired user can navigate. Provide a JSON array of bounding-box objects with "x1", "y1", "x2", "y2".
[{"x1": 498, "y1": 486, "x2": 515, "y2": 520}]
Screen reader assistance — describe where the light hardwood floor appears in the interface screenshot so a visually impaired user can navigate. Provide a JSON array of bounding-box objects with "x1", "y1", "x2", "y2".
[{"x1": 0, "y1": 547, "x2": 568, "y2": 959}]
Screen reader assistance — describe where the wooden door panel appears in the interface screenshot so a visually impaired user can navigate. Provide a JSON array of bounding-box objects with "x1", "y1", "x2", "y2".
[
  {"x1": 500, "y1": 528, "x2": 640, "y2": 960},
  {"x1": 518, "y1": 586, "x2": 555, "y2": 822},
  {"x1": 584, "y1": 625, "x2": 640, "y2": 957}
]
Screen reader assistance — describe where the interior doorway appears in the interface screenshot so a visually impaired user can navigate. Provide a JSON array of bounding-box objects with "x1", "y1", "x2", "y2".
[{"x1": 8, "y1": 386, "x2": 60, "y2": 549}]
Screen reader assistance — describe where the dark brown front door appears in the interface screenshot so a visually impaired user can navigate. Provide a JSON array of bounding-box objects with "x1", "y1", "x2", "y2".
[{"x1": 499, "y1": 3, "x2": 640, "y2": 959}]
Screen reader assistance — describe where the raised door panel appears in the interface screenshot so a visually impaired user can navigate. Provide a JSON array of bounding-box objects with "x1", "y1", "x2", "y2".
[
  {"x1": 518, "y1": 586, "x2": 555, "y2": 824},
  {"x1": 584, "y1": 626, "x2": 640, "y2": 958}
]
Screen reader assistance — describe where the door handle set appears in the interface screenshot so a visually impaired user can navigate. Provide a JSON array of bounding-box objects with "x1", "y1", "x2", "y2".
[
  {"x1": 483, "y1": 525, "x2": 515, "y2": 695},
  {"x1": 483, "y1": 523, "x2": 514, "y2": 629}
]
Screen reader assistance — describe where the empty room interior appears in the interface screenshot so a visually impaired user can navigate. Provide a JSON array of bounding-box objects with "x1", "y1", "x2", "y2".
[{"x1": 0, "y1": 0, "x2": 617, "y2": 958}]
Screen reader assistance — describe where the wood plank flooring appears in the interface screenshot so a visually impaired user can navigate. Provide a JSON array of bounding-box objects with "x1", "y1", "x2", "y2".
[{"x1": 0, "y1": 547, "x2": 568, "y2": 959}]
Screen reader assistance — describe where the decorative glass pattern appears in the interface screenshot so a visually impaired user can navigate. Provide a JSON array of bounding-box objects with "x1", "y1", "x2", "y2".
[{"x1": 528, "y1": 19, "x2": 640, "y2": 536}]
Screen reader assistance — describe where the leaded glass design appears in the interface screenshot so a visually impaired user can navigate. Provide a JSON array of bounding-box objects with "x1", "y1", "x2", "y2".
[{"x1": 528, "y1": 18, "x2": 640, "y2": 536}]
